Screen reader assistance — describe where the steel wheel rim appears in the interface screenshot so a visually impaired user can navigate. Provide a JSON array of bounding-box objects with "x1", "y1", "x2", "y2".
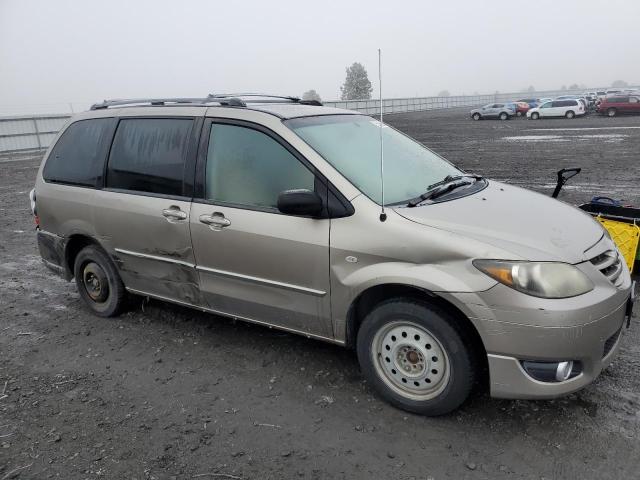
[
  {"x1": 371, "y1": 321, "x2": 451, "y2": 401},
  {"x1": 83, "y1": 262, "x2": 109, "y2": 303}
]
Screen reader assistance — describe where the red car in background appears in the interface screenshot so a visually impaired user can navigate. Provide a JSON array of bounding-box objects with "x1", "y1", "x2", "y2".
[
  {"x1": 597, "y1": 95, "x2": 640, "y2": 117},
  {"x1": 514, "y1": 101, "x2": 530, "y2": 116}
]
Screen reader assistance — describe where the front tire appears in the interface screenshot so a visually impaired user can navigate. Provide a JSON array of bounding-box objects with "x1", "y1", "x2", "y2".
[
  {"x1": 74, "y1": 245, "x2": 126, "y2": 317},
  {"x1": 472, "y1": 113, "x2": 481, "y2": 121},
  {"x1": 607, "y1": 108, "x2": 617, "y2": 117},
  {"x1": 499, "y1": 112, "x2": 508, "y2": 120},
  {"x1": 356, "y1": 298, "x2": 476, "y2": 416},
  {"x1": 531, "y1": 112, "x2": 540, "y2": 120},
  {"x1": 565, "y1": 110, "x2": 575, "y2": 119}
]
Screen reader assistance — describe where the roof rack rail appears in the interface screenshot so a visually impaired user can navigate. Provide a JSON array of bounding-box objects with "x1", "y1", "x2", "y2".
[
  {"x1": 207, "y1": 93, "x2": 323, "y2": 106},
  {"x1": 90, "y1": 97, "x2": 214, "y2": 110},
  {"x1": 89, "y1": 93, "x2": 324, "y2": 110}
]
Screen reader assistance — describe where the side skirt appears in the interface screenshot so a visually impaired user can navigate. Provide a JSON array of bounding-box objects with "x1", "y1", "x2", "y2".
[{"x1": 125, "y1": 287, "x2": 345, "y2": 346}]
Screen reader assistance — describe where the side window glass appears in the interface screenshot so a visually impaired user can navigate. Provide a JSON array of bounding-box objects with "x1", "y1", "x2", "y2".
[
  {"x1": 205, "y1": 124, "x2": 315, "y2": 209},
  {"x1": 630, "y1": 97, "x2": 639, "y2": 104},
  {"x1": 43, "y1": 118, "x2": 112, "y2": 187},
  {"x1": 106, "y1": 118, "x2": 193, "y2": 196}
]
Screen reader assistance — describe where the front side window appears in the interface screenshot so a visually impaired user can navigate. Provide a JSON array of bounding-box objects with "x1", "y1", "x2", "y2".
[
  {"x1": 43, "y1": 118, "x2": 112, "y2": 187},
  {"x1": 205, "y1": 124, "x2": 315, "y2": 209},
  {"x1": 286, "y1": 115, "x2": 460, "y2": 205},
  {"x1": 630, "y1": 97, "x2": 639, "y2": 104},
  {"x1": 106, "y1": 118, "x2": 193, "y2": 196},
  {"x1": 543, "y1": 102, "x2": 554, "y2": 108}
]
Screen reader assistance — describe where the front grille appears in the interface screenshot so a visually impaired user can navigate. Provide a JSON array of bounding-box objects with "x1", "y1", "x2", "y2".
[
  {"x1": 603, "y1": 327, "x2": 622, "y2": 358},
  {"x1": 590, "y1": 250, "x2": 624, "y2": 288}
]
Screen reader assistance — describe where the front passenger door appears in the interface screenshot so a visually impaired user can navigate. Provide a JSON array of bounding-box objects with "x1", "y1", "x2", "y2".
[{"x1": 189, "y1": 120, "x2": 333, "y2": 339}]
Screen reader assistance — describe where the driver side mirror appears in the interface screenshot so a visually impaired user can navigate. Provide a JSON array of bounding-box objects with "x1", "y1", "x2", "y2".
[{"x1": 277, "y1": 189, "x2": 324, "y2": 217}]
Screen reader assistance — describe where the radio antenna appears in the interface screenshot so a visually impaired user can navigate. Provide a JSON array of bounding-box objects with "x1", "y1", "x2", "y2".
[{"x1": 378, "y1": 48, "x2": 387, "y2": 222}]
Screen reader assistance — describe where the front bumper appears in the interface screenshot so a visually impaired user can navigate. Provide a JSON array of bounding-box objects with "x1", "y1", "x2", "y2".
[{"x1": 439, "y1": 271, "x2": 632, "y2": 399}]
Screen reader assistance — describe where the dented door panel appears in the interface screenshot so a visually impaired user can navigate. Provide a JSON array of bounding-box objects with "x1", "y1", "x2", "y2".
[{"x1": 92, "y1": 189, "x2": 199, "y2": 304}]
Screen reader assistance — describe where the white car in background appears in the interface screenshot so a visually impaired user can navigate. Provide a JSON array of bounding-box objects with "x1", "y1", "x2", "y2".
[{"x1": 527, "y1": 99, "x2": 586, "y2": 119}]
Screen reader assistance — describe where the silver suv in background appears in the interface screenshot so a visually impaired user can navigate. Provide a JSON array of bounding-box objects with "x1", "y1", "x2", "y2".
[
  {"x1": 31, "y1": 94, "x2": 633, "y2": 415},
  {"x1": 470, "y1": 103, "x2": 514, "y2": 120}
]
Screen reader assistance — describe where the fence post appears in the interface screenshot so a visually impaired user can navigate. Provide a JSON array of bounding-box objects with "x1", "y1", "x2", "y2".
[{"x1": 32, "y1": 118, "x2": 42, "y2": 149}]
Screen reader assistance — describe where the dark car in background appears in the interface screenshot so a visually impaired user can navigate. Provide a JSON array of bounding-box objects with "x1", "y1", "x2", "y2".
[{"x1": 597, "y1": 95, "x2": 640, "y2": 117}]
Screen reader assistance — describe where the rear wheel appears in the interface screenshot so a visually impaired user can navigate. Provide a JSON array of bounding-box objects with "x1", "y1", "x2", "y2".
[
  {"x1": 499, "y1": 112, "x2": 508, "y2": 120},
  {"x1": 472, "y1": 113, "x2": 481, "y2": 121},
  {"x1": 74, "y1": 245, "x2": 126, "y2": 317},
  {"x1": 607, "y1": 108, "x2": 617, "y2": 117},
  {"x1": 356, "y1": 298, "x2": 476, "y2": 416},
  {"x1": 565, "y1": 110, "x2": 575, "y2": 119},
  {"x1": 531, "y1": 112, "x2": 540, "y2": 120}
]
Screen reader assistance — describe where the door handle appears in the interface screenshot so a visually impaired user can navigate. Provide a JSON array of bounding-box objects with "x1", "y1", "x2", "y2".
[
  {"x1": 162, "y1": 207, "x2": 187, "y2": 221},
  {"x1": 199, "y1": 212, "x2": 231, "y2": 230}
]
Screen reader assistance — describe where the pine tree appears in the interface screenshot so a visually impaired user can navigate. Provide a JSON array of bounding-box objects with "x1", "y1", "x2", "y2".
[{"x1": 340, "y1": 62, "x2": 372, "y2": 100}]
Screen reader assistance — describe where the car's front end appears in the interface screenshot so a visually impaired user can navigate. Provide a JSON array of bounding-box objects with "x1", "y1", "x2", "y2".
[
  {"x1": 394, "y1": 181, "x2": 633, "y2": 400},
  {"x1": 441, "y1": 243, "x2": 632, "y2": 398}
]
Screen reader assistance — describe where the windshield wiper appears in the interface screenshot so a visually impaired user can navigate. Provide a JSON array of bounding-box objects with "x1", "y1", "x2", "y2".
[{"x1": 406, "y1": 174, "x2": 482, "y2": 207}]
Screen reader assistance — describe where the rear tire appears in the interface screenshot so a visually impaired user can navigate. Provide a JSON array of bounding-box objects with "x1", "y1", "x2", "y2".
[
  {"x1": 499, "y1": 112, "x2": 508, "y2": 120},
  {"x1": 531, "y1": 112, "x2": 540, "y2": 120},
  {"x1": 356, "y1": 298, "x2": 476, "y2": 416},
  {"x1": 607, "y1": 108, "x2": 617, "y2": 117},
  {"x1": 565, "y1": 110, "x2": 575, "y2": 119},
  {"x1": 472, "y1": 113, "x2": 481, "y2": 121},
  {"x1": 74, "y1": 245, "x2": 126, "y2": 317}
]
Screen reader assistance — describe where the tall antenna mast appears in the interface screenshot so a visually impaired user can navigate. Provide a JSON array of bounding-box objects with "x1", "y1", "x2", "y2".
[{"x1": 378, "y1": 48, "x2": 387, "y2": 222}]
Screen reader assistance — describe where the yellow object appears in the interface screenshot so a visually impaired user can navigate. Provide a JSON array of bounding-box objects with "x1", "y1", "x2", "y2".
[{"x1": 596, "y1": 216, "x2": 640, "y2": 273}]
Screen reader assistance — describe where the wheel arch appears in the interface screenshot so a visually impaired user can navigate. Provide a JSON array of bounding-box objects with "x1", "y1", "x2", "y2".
[
  {"x1": 64, "y1": 234, "x2": 106, "y2": 279},
  {"x1": 346, "y1": 284, "x2": 485, "y2": 355},
  {"x1": 345, "y1": 283, "x2": 488, "y2": 390}
]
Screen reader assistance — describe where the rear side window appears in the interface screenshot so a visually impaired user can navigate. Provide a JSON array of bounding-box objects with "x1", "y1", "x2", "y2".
[
  {"x1": 43, "y1": 118, "x2": 112, "y2": 187},
  {"x1": 106, "y1": 118, "x2": 193, "y2": 196},
  {"x1": 609, "y1": 97, "x2": 627, "y2": 103}
]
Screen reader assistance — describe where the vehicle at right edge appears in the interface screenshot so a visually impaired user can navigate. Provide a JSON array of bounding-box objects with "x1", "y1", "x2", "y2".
[{"x1": 597, "y1": 94, "x2": 640, "y2": 116}]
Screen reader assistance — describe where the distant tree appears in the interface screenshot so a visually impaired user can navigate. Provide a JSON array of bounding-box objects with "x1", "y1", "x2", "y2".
[
  {"x1": 340, "y1": 62, "x2": 372, "y2": 100},
  {"x1": 527, "y1": 85, "x2": 536, "y2": 93},
  {"x1": 611, "y1": 80, "x2": 628, "y2": 88},
  {"x1": 437, "y1": 90, "x2": 450, "y2": 97},
  {"x1": 568, "y1": 83, "x2": 580, "y2": 90},
  {"x1": 302, "y1": 89, "x2": 322, "y2": 102}
]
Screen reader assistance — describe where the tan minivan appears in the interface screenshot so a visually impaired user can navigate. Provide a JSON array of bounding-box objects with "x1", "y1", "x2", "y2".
[{"x1": 31, "y1": 95, "x2": 634, "y2": 415}]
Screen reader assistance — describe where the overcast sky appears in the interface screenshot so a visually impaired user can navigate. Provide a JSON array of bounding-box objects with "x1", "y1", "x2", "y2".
[{"x1": 1, "y1": 0, "x2": 639, "y2": 113}]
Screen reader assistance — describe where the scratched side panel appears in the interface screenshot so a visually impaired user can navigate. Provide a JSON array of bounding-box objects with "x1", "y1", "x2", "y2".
[{"x1": 92, "y1": 189, "x2": 201, "y2": 305}]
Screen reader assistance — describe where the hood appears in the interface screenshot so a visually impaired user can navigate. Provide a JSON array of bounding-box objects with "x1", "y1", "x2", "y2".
[{"x1": 394, "y1": 181, "x2": 603, "y2": 263}]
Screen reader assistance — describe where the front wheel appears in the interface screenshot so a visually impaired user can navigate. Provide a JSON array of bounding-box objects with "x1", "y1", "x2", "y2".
[
  {"x1": 74, "y1": 245, "x2": 126, "y2": 317},
  {"x1": 565, "y1": 110, "x2": 575, "y2": 119},
  {"x1": 499, "y1": 112, "x2": 508, "y2": 120},
  {"x1": 530, "y1": 112, "x2": 540, "y2": 120},
  {"x1": 472, "y1": 113, "x2": 481, "y2": 121},
  {"x1": 356, "y1": 299, "x2": 476, "y2": 416},
  {"x1": 607, "y1": 108, "x2": 617, "y2": 117}
]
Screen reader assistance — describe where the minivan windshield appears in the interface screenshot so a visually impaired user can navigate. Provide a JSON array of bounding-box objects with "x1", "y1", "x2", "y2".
[{"x1": 285, "y1": 115, "x2": 461, "y2": 205}]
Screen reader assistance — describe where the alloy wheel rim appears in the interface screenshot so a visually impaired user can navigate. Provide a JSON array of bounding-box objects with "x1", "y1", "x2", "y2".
[{"x1": 371, "y1": 321, "x2": 451, "y2": 400}]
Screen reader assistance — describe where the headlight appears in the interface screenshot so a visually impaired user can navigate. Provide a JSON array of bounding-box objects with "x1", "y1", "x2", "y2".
[{"x1": 473, "y1": 260, "x2": 594, "y2": 299}]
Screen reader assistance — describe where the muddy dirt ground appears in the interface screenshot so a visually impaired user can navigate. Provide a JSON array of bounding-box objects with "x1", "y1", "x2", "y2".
[{"x1": 1, "y1": 109, "x2": 639, "y2": 479}]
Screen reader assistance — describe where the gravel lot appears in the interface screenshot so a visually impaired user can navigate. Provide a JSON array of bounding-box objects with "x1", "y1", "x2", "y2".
[{"x1": 1, "y1": 108, "x2": 639, "y2": 480}]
